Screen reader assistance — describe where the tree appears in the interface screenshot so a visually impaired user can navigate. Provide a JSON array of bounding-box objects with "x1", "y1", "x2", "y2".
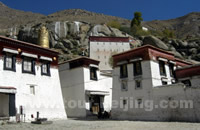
[
  {"x1": 130, "y1": 12, "x2": 148, "y2": 37},
  {"x1": 131, "y1": 12, "x2": 143, "y2": 28}
]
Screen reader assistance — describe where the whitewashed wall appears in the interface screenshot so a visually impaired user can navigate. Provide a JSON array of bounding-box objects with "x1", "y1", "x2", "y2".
[
  {"x1": 112, "y1": 59, "x2": 200, "y2": 122},
  {"x1": 89, "y1": 41, "x2": 130, "y2": 70},
  {"x1": 0, "y1": 57, "x2": 67, "y2": 121},
  {"x1": 59, "y1": 63, "x2": 112, "y2": 117},
  {"x1": 83, "y1": 68, "x2": 112, "y2": 112},
  {"x1": 59, "y1": 64, "x2": 86, "y2": 118}
]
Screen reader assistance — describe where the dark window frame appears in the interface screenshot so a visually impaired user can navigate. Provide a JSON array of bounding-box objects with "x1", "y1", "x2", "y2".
[
  {"x1": 90, "y1": 67, "x2": 98, "y2": 81},
  {"x1": 162, "y1": 81, "x2": 168, "y2": 85},
  {"x1": 3, "y1": 53, "x2": 16, "y2": 72},
  {"x1": 121, "y1": 80, "x2": 128, "y2": 91},
  {"x1": 135, "y1": 80, "x2": 142, "y2": 89},
  {"x1": 169, "y1": 63, "x2": 175, "y2": 77},
  {"x1": 120, "y1": 64, "x2": 128, "y2": 78},
  {"x1": 22, "y1": 57, "x2": 36, "y2": 75},
  {"x1": 159, "y1": 60, "x2": 166, "y2": 76},
  {"x1": 133, "y1": 61, "x2": 142, "y2": 76},
  {"x1": 41, "y1": 62, "x2": 51, "y2": 76}
]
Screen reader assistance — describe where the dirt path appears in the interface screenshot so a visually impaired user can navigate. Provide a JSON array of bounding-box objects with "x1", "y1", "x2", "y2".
[{"x1": 0, "y1": 119, "x2": 200, "y2": 130}]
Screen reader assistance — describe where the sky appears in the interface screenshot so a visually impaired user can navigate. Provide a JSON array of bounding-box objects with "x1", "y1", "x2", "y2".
[{"x1": 1, "y1": 0, "x2": 200, "y2": 21}]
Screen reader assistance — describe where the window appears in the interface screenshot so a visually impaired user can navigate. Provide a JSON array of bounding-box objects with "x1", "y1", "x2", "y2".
[
  {"x1": 123, "y1": 99, "x2": 127, "y2": 105},
  {"x1": 134, "y1": 61, "x2": 142, "y2": 76},
  {"x1": 22, "y1": 57, "x2": 35, "y2": 74},
  {"x1": 137, "y1": 99, "x2": 142, "y2": 107},
  {"x1": 159, "y1": 61, "x2": 166, "y2": 76},
  {"x1": 121, "y1": 80, "x2": 128, "y2": 91},
  {"x1": 162, "y1": 81, "x2": 168, "y2": 85},
  {"x1": 4, "y1": 54, "x2": 16, "y2": 71},
  {"x1": 41, "y1": 62, "x2": 51, "y2": 76},
  {"x1": 120, "y1": 64, "x2": 128, "y2": 78},
  {"x1": 169, "y1": 63, "x2": 175, "y2": 77},
  {"x1": 90, "y1": 67, "x2": 98, "y2": 80},
  {"x1": 135, "y1": 80, "x2": 142, "y2": 89},
  {"x1": 181, "y1": 80, "x2": 191, "y2": 87},
  {"x1": 30, "y1": 85, "x2": 35, "y2": 95}
]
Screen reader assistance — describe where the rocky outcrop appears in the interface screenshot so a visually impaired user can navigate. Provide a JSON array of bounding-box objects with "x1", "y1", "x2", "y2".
[
  {"x1": 143, "y1": 36, "x2": 169, "y2": 50},
  {"x1": 9, "y1": 21, "x2": 129, "y2": 61}
]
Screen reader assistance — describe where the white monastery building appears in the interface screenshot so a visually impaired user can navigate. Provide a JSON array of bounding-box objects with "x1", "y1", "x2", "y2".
[
  {"x1": 89, "y1": 36, "x2": 130, "y2": 70},
  {"x1": 0, "y1": 36, "x2": 67, "y2": 121},
  {"x1": 59, "y1": 57, "x2": 112, "y2": 118},
  {"x1": 111, "y1": 45, "x2": 200, "y2": 122}
]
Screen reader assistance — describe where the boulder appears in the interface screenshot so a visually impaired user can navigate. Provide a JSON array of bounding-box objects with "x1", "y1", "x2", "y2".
[
  {"x1": 189, "y1": 48, "x2": 198, "y2": 54},
  {"x1": 177, "y1": 40, "x2": 188, "y2": 48},
  {"x1": 110, "y1": 27, "x2": 125, "y2": 37},
  {"x1": 143, "y1": 36, "x2": 169, "y2": 50},
  {"x1": 62, "y1": 39, "x2": 74, "y2": 49},
  {"x1": 89, "y1": 25, "x2": 112, "y2": 36}
]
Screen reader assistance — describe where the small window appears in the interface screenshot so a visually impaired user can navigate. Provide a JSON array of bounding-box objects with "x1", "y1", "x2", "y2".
[
  {"x1": 159, "y1": 61, "x2": 166, "y2": 76},
  {"x1": 169, "y1": 63, "x2": 175, "y2": 77},
  {"x1": 120, "y1": 64, "x2": 128, "y2": 78},
  {"x1": 4, "y1": 54, "x2": 16, "y2": 72},
  {"x1": 104, "y1": 56, "x2": 106, "y2": 59},
  {"x1": 97, "y1": 49, "x2": 99, "y2": 52},
  {"x1": 135, "y1": 80, "x2": 142, "y2": 89},
  {"x1": 90, "y1": 67, "x2": 98, "y2": 80},
  {"x1": 162, "y1": 81, "x2": 168, "y2": 85},
  {"x1": 121, "y1": 80, "x2": 128, "y2": 91},
  {"x1": 22, "y1": 57, "x2": 35, "y2": 74},
  {"x1": 30, "y1": 85, "x2": 35, "y2": 95},
  {"x1": 41, "y1": 62, "x2": 51, "y2": 76},
  {"x1": 98, "y1": 56, "x2": 100, "y2": 59},
  {"x1": 123, "y1": 99, "x2": 127, "y2": 105},
  {"x1": 134, "y1": 61, "x2": 142, "y2": 76},
  {"x1": 181, "y1": 80, "x2": 191, "y2": 87},
  {"x1": 137, "y1": 99, "x2": 142, "y2": 106}
]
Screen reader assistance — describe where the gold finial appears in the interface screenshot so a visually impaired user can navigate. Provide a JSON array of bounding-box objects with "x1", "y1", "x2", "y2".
[
  {"x1": 53, "y1": 57, "x2": 57, "y2": 61},
  {"x1": 38, "y1": 26, "x2": 49, "y2": 48},
  {"x1": 18, "y1": 48, "x2": 21, "y2": 53}
]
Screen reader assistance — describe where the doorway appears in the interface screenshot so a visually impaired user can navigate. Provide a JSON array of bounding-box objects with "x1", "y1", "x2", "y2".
[{"x1": 89, "y1": 95, "x2": 104, "y2": 115}]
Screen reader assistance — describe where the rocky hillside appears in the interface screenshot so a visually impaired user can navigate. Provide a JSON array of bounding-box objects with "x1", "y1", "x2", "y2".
[
  {"x1": 0, "y1": 2, "x2": 200, "y2": 63},
  {"x1": 16, "y1": 21, "x2": 132, "y2": 62},
  {"x1": 47, "y1": 9, "x2": 130, "y2": 26},
  {"x1": 143, "y1": 12, "x2": 200, "y2": 38},
  {"x1": 0, "y1": 2, "x2": 45, "y2": 29}
]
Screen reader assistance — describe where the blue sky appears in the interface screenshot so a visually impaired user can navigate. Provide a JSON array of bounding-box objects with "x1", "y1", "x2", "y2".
[{"x1": 1, "y1": 0, "x2": 200, "y2": 21}]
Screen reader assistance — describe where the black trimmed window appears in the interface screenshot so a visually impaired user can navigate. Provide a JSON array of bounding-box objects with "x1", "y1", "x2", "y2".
[
  {"x1": 162, "y1": 81, "x2": 168, "y2": 85},
  {"x1": 41, "y1": 62, "x2": 51, "y2": 76},
  {"x1": 22, "y1": 57, "x2": 35, "y2": 75},
  {"x1": 4, "y1": 54, "x2": 16, "y2": 72},
  {"x1": 159, "y1": 61, "x2": 166, "y2": 76},
  {"x1": 169, "y1": 63, "x2": 175, "y2": 77},
  {"x1": 120, "y1": 64, "x2": 128, "y2": 78},
  {"x1": 133, "y1": 61, "x2": 142, "y2": 76},
  {"x1": 135, "y1": 80, "x2": 142, "y2": 89},
  {"x1": 121, "y1": 80, "x2": 128, "y2": 91},
  {"x1": 90, "y1": 67, "x2": 98, "y2": 80}
]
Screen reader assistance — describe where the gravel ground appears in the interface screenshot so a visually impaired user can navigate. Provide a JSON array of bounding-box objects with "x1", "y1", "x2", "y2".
[{"x1": 0, "y1": 119, "x2": 200, "y2": 130}]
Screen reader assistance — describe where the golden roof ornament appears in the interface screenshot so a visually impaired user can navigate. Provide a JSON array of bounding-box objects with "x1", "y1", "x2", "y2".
[{"x1": 38, "y1": 26, "x2": 49, "y2": 48}]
